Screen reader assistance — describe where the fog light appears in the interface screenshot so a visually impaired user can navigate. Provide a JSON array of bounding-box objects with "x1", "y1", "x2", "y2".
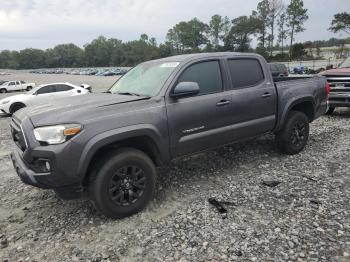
[
  {"x1": 31, "y1": 159, "x2": 51, "y2": 173},
  {"x1": 45, "y1": 161, "x2": 51, "y2": 172}
]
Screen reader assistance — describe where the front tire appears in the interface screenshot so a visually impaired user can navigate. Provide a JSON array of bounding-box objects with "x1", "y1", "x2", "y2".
[
  {"x1": 89, "y1": 148, "x2": 157, "y2": 219},
  {"x1": 276, "y1": 111, "x2": 309, "y2": 155},
  {"x1": 325, "y1": 106, "x2": 335, "y2": 115},
  {"x1": 0, "y1": 89, "x2": 7, "y2": 94}
]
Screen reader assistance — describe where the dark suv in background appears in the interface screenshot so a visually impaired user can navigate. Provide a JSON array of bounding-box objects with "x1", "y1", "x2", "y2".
[{"x1": 269, "y1": 63, "x2": 289, "y2": 78}]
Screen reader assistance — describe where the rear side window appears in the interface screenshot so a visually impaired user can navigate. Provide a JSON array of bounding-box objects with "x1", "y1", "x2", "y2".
[
  {"x1": 228, "y1": 59, "x2": 264, "y2": 88},
  {"x1": 178, "y1": 61, "x2": 223, "y2": 95},
  {"x1": 37, "y1": 85, "x2": 56, "y2": 94},
  {"x1": 56, "y1": 84, "x2": 73, "y2": 92}
]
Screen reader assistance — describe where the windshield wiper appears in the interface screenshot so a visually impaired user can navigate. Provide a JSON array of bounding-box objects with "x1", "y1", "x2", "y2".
[{"x1": 117, "y1": 92, "x2": 144, "y2": 97}]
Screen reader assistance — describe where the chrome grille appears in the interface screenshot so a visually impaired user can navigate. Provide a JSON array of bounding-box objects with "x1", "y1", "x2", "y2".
[{"x1": 325, "y1": 76, "x2": 350, "y2": 92}]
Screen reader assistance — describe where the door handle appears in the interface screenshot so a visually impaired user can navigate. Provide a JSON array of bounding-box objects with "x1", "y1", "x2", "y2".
[
  {"x1": 216, "y1": 100, "x2": 231, "y2": 106},
  {"x1": 261, "y1": 92, "x2": 272, "y2": 98}
]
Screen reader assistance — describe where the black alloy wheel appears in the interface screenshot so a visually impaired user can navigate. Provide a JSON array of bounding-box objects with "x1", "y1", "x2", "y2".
[
  {"x1": 290, "y1": 121, "x2": 306, "y2": 147},
  {"x1": 109, "y1": 165, "x2": 146, "y2": 206}
]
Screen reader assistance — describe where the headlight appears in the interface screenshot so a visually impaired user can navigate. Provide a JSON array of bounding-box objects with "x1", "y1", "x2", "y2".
[
  {"x1": 1, "y1": 100, "x2": 10, "y2": 104},
  {"x1": 33, "y1": 124, "x2": 82, "y2": 145}
]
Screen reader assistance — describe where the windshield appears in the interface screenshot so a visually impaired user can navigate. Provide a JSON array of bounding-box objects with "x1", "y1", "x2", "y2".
[
  {"x1": 339, "y1": 57, "x2": 350, "y2": 68},
  {"x1": 109, "y1": 61, "x2": 180, "y2": 97}
]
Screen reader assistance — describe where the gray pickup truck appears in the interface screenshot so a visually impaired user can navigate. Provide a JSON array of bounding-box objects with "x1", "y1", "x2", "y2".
[{"x1": 10, "y1": 52, "x2": 328, "y2": 218}]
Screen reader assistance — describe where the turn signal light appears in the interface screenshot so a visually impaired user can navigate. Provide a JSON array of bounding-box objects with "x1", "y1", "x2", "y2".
[{"x1": 63, "y1": 127, "x2": 81, "y2": 136}]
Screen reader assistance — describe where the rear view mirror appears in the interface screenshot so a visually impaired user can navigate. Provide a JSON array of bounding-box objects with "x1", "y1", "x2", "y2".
[{"x1": 171, "y1": 82, "x2": 200, "y2": 98}]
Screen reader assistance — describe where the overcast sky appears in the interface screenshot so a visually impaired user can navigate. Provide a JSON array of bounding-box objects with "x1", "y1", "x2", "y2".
[{"x1": 0, "y1": 0, "x2": 349, "y2": 51}]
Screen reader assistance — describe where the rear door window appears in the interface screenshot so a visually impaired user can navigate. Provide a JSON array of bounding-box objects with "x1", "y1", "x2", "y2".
[
  {"x1": 56, "y1": 84, "x2": 73, "y2": 92},
  {"x1": 228, "y1": 59, "x2": 265, "y2": 88},
  {"x1": 177, "y1": 60, "x2": 223, "y2": 95},
  {"x1": 37, "y1": 85, "x2": 56, "y2": 94}
]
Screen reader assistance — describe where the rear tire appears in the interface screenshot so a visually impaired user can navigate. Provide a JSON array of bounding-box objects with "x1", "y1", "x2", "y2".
[
  {"x1": 276, "y1": 111, "x2": 309, "y2": 155},
  {"x1": 0, "y1": 89, "x2": 7, "y2": 93},
  {"x1": 89, "y1": 148, "x2": 157, "y2": 219},
  {"x1": 26, "y1": 86, "x2": 32, "y2": 91},
  {"x1": 325, "y1": 106, "x2": 335, "y2": 115}
]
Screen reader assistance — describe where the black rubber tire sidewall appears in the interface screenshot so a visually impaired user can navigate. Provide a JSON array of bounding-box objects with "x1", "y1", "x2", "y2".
[
  {"x1": 325, "y1": 106, "x2": 335, "y2": 115},
  {"x1": 89, "y1": 148, "x2": 157, "y2": 219},
  {"x1": 10, "y1": 104, "x2": 25, "y2": 114},
  {"x1": 276, "y1": 111, "x2": 310, "y2": 155},
  {"x1": 0, "y1": 89, "x2": 6, "y2": 93}
]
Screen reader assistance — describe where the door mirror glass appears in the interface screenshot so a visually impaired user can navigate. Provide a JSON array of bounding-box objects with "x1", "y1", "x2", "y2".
[{"x1": 171, "y1": 82, "x2": 200, "y2": 98}]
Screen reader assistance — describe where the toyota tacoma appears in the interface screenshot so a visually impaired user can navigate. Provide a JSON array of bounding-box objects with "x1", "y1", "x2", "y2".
[{"x1": 10, "y1": 52, "x2": 328, "y2": 218}]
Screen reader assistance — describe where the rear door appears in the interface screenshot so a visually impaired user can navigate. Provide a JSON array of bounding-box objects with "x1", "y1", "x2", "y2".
[
  {"x1": 166, "y1": 59, "x2": 233, "y2": 157},
  {"x1": 225, "y1": 58, "x2": 277, "y2": 140},
  {"x1": 15, "y1": 81, "x2": 22, "y2": 91},
  {"x1": 54, "y1": 84, "x2": 77, "y2": 98},
  {"x1": 7, "y1": 81, "x2": 16, "y2": 91}
]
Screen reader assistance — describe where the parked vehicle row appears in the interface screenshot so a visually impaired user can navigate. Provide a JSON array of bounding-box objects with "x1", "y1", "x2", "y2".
[
  {"x1": 9, "y1": 52, "x2": 328, "y2": 219},
  {"x1": 29, "y1": 67, "x2": 130, "y2": 76},
  {"x1": 0, "y1": 80, "x2": 36, "y2": 93},
  {"x1": 0, "y1": 82, "x2": 90, "y2": 115}
]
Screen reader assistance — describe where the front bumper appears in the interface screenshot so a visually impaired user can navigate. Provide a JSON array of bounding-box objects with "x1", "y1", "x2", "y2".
[
  {"x1": 10, "y1": 116, "x2": 85, "y2": 198},
  {"x1": 328, "y1": 93, "x2": 350, "y2": 108},
  {"x1": 10, "y1": 149, "x2": 51, "y2": 188},
  {"x1": 0, "y1": 104, "x2": 9, "y2": 115}
]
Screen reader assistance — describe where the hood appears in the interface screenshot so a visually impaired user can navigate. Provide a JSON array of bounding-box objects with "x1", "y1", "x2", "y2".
[
  {"x1": 321, "y1": 67, "x2": 350, "y2": 76},
  {"x1": 0, "y1": 94, "x2": 28, "y2": 103},
  {"x1": 15, "y1": 93, "x2": 151, "y2": 127}
]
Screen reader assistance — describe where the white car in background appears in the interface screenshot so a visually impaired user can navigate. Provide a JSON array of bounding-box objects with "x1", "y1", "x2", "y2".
[
  {"x1": 0, "y1": 80, "x2": 36, "y2": 93},
  {"x1": 0, "y1": 82, "x2": 90, "y2": 115}
]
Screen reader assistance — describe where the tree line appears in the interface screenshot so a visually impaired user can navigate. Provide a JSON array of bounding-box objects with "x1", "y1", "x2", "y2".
[{"x1": 0, "y1": 0, "x2": 349, "y2": 69}]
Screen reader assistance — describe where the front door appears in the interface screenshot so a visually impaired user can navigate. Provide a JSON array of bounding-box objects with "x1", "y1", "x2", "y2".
[
  {"x1": 166, "y1": 60, "x2": 233, "y2": 157},
  {"x1": 30, "y1": 84, "x2": 56, "y2": 105}
]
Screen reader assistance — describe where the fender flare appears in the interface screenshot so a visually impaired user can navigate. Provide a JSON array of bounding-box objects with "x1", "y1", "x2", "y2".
[
  {"x1": 77, "y1": 124, "x2": 168, "y2": 177},
  {"x1": 275, "y1": 96, "x2": 315, "y2": 132}
]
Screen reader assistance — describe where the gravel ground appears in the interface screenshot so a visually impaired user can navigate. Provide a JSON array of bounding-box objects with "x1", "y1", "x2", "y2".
[{"x1": 0, "y1": 107, "x2": 350, "y2": 261}]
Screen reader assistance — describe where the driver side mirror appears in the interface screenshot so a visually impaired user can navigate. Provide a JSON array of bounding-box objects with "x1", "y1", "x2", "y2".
[{"x1": 171, "y1": 82, "x2": 200, "y2": 98}]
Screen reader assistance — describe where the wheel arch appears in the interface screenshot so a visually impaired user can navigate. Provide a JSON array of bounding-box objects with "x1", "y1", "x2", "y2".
[
  {"x1": 275, "y1": 97, "x2": 315, "y2": 132},
  {"x1": 9, "y1": 102, "x2": 26, "y2": 114},
  {"x1": 78, "y1": 125, "x2": 169, "y2": 185}
]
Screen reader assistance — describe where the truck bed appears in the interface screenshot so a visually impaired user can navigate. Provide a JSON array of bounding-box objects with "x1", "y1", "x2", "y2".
[{"x1": 273, "y1": 75, "x2": 327, "y2": 131}]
